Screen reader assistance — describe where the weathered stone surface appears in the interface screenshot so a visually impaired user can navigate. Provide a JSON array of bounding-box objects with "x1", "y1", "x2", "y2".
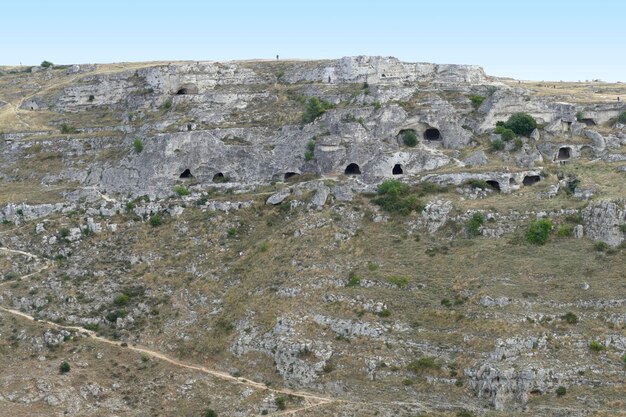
[{"x1": 582, "y1": 199, "x2": 626, "y2": 246}]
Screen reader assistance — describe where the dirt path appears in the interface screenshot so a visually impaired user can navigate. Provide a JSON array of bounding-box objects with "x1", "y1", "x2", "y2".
[{"x1": 0, "y1": 245, "x2": 336, "y2": 413}]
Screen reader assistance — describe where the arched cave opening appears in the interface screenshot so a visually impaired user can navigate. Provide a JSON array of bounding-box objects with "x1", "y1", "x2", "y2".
[
  {"x1": 581, "y1": 118, "x2": 596, "y2": 126},
  {"x1": 523, "y1": 175, "x2": 541, "y2": 186},
  {"x1": 179, "y1": 169, "x2": 193, "y2": 179},
  {"x1": 213, "y1": 172, "x2": 226, "y2": 183},
  {"x1": 392, "y1": 164, "x2": 403, "y2": 175},
  {"x1": 557, "y1": 147, "x2": 571, "y2": 160},
  {"x1": 284, "y1": 172, "x2": 299, "y2": 181},
  {"x1": 486, "y1": 180, "x2": 501, "y2": 192},
  {"x1": 423, "y1": 128, "x2": 442, "y2": 141},
  {"x1": 344, "y1": 163, "x2": 361, "y2": 175},
  {"x1": 176, "y1": 88, "x2": 188, "y2": 95}
]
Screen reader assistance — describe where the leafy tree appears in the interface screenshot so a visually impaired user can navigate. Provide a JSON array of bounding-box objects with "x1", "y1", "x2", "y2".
[
  {"x1": 41, "y1": 60, "x2": 53, "y2": 68},
  {"x1": 133, "y1": 138, "x2": 143, "y2": 153},
  {"x1": 302, "y1": 97, "x2": 334, "y2": 123},
  {"x1": 504, "y1": 112, "x2": 537, "y2": 136}
]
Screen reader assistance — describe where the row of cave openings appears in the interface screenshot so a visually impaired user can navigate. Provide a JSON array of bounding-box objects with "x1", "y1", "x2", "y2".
[{"x1": 179, "y1": 167, "x2": 541, "y2": 189}]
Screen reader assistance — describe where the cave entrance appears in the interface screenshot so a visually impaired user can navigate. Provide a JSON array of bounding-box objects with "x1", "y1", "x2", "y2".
[
  {"x1": 284, "y1": 172, "x2": 299, "y2": 181},
  {"x1": 486, "y1": 180, "x2": 501, "y2": 192},
  {"x1": 179, "y1": 169, "x2": 193, "y2": 179},
  {"x1": 557, "y1": 147, "x2": 571, "y2": 160},
  {"x1": 176, "y1": 88, "x2": 188, "y2": 95},
  {"x1": 344, "y1": 163, "x2": 361, "y2": 175},
  {"x1": 392, "y1": 164, "x2": 403, "y2": 175},
  {"x1": 523, "y1": 175, "x2": 541, "y2": 186},
  {"x1": 423, "y1": 128, "x2": 442, "y2": 141},
  {"x1": 581, "y1": 118, "x2": 596, "y2": 126},
  {"x1": 213, "y1": 172, "x2": 227, "y2": 183}
]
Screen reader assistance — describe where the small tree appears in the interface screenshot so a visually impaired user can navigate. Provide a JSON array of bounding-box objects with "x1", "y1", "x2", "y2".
[
  {"x1": 466, "y1": 212, "x2": 485, "y2": 237},
  {"x1": 275, "y1": 396, "x2": 287, "y2": 411},
  {"x1": 59, "y1": 361, "x2": 70, "y2": 373},
  {"x1": 490, "y1": 139, "x2": 505, "y2": 152},
  {"x1": 302, "y1": 97, "x2": 334, "y2": 123},
  {"x1": 204, "y1": 409, "x2": 217, "y2": 417},
  {"x1": 556, "y1": 386, "x2": 567, "y2": 396},
  {"x1": 41, "y1": 60, "x2": 54, "y2": 68},
  {"x1": 504, "y1": 112, "x2": 537, "y2": 136},
  {"x1": 618, "y1": 111, "x2": 626, "y2": 124}
]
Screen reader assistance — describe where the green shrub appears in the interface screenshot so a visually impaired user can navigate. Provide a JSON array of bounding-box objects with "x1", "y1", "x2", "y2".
[
  {"x1": 204, "y1": 409, "x2": 217, "y2": 417},
  {"x1": 513, "y1": 137, "x2": 524, "y2": 150},
  {"x1": 377, "y1": 309, "x2": 391, "y2": 317},
  {"x1": 466, "y1": 212, "x2": 485, "y2": 237},
  {"x1": 407, "y1": 357, "x2": 440, "y2": 373},
  {"x1": 162, "y1": 99, "x2": 172, "y2": 110},
  {"x1": 388, "y1": 276, "x2": 409, "y2": 288},
  {"x1": 564, "y1": 177, "x2": 581, "y2": 195},
  {"x1": 59, "y1": 361, "x2": 70, "y2": 373},
  {"x1": 132, "y1": 138, "x2": 143, "y2": 153},
  {"x1": 456, "y1": 411, "x2": 474, "y2": 417},
  {"x1": 371, "y1": 180, "x2": 423, "y2": 215},
  {"x1": 60, "y1": 124, "x2": 78, "y2": 134},
  {"x1": 149, "y1": 215, "x2": 162, "y2": 227},
  {"x1": 346, "y1": 271, "x2": 361, "y2": 287},
  {"x1": 41, "y1": 60, "x2": 54, "y2": 68},
  {"x1": 525, "y1": 218, "x2": 552, "y2": 245},
  {"x1": 402, "y1": 130, "x2": 418, "y2": 147},
  {"x1": 618, "y1": 112, "x2": 626, "y2": 124},
  {"x1": 367, "y1": 262, "x2": 378, "y2": 271},
  {"x1": 307, "y1": 140, "x2": 316, "y2": 152},
  {"x1": 494, "y1": 125, "x2": 516, "y2": 141},
  {"x1": 275, "y1": 396, "x2": 286, "y2": 411},
  {"x1": 555, "y1": 386, "x2": 567, "y2": 396},
  {"x1": 173, "y1": 185, "x2": 189, "y2": 196},
  {"x1": 441, "y1": 298, "x2": 452, "y2": 308},
  {"x1": 504, "y1": 112, "x2": 538, "y2": 136},
  {"x1": 302, "y1": 97, "x2": 334, "y2": 123},
  {"x1": 588, "y1": 340, "x2": 605, "y2": 352},
  {"x1": 59, "y1": 228, "x2": 70, "y2": 238},
  {"x1": 594, "y1": 241, "x2": 610, "y2": 252},
  {"x1": 373, "y1": 100, "x2": 381, "y2": 109},
  {"x1": 490, "y1": 139, "x2": 505, "y2": 152},
  {"x1": 576, "y1": 111, "x2": 584, "y2": 122},
  {"x1": 106, "y1": 309, "x2": 127, "y2": 322},
  {"x1": 556, "y1": 225, "x2": 573, "y2": 238},
  {"x1": 304, "y1": 150, "x2": 314, "y2": 161},
  {"x1": 258, "y1": 242, "x2": 269, "y2": 252},
  {"x1": 114, "y1": 294, "x2": 130, "y2": 306},
  {"x1": 561, "y1": 312, "x2": 578, "y2": 324},
  {"x1": 83, "y1": 323, "x2": 99, "y2": 331},
  {"x1": 469, "y1": 94, "x2": 485, "y2": 109}
]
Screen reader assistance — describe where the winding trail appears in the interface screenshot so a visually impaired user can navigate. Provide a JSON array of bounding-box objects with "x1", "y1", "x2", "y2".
[{"x1": 0, "y1": 245, "x2": 337, "y2": 414}]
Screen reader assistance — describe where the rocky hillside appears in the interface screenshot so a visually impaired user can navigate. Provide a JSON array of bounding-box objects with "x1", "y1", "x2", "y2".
[{"x1": 0, "y1": 56, "x2": 625, "y2": 416}]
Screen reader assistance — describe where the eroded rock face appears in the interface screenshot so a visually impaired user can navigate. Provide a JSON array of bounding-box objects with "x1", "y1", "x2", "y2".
[{"x1": 583, "y1": 199, "x2": 626, "y2": 247}]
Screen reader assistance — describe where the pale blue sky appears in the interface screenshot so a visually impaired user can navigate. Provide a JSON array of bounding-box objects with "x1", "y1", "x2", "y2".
[{"x1": 1, "y1": 0, "x2": 624, "y2": 81}]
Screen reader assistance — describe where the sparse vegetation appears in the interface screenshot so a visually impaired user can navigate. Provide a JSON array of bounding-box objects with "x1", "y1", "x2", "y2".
[
  {"x1": 148, "y1": 215, "x2": 162, "y2": 227},
  {"x1": 490, "y1": 138, "x2": 505, "y2": 152},
  {"x1": 174, "y1": 185, "x2": 190, "y2": 196},
  {"x1": 408, "y1": 357, "x2": 440, "y2": 373},
  {"x1": 387, "y1": 276, "x2": 409, "y2": 288},
  {"x1": 618, "y1": 111, "x2": 626, "y2": 124},
  {"x1": 346, "y1": 271, "x2": 361, "y2": 287},
  {"x1": 561, "y1": 312, "x2": 578, "y2": 324},
  {"x1": 588, "y1": 340, "x2": 605, "y2": 352},
  {"x1": 371, "y1": 180, "x2": 423, "y2": 215},
  {"x1": 466, "y1": 212, "x2": 485, "y2": 237},
  {"x1": 60, "y1": 124, "x2": 78, "y2": 134},
  {"x1": 275, "y1": 396, "x2": 287, "y2": 411},
  {"x1": 203, "y1": 409, "x2": 217, "y2": 417},
  {"x1": 302, "y1": 97, "x2": 335, "y2": 123},
  {"x1": 469, "y1": 94, "x2": 485, "y2": 109}
]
